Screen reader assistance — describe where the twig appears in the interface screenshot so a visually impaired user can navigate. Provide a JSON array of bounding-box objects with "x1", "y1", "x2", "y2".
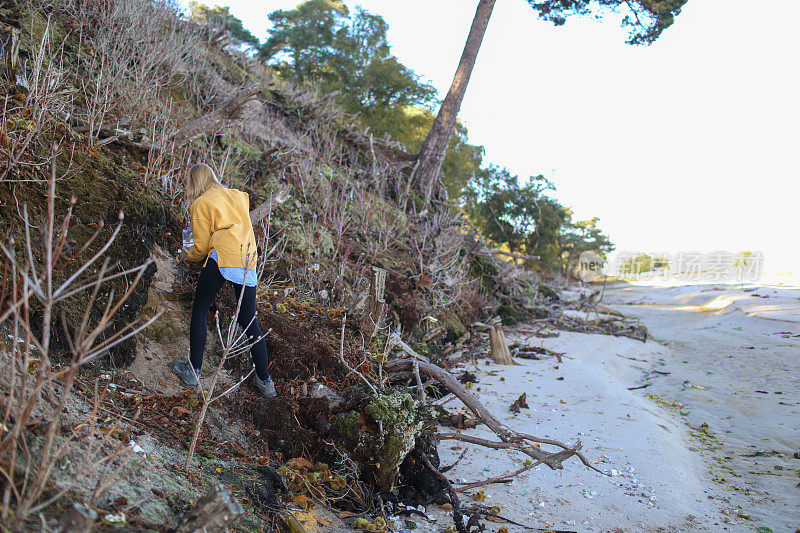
[
  {"x1": 338, "y1": 313, "x2": 378, "y2": 395},
  {"x1": 440, "y1": 448, "x2": 468, "y2": 474},
  {"x1": 464, "y1": 504, "x2": 573, "y2": 532}
]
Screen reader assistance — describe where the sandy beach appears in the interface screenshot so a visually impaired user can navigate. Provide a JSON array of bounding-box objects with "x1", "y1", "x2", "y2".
[{"x1": 420, "y1": 281, "x2": 800, "y2": 532}]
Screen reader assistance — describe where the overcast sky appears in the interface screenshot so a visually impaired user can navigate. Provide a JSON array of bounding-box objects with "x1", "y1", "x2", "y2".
[{"x1": 181, "y1": 0, "x2": 799, "y2": 277}]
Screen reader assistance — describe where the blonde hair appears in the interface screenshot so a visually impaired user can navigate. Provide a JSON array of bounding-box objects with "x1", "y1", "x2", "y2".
[{"x1": 185, "y1": 163, "x2": 221, "y2": 204}]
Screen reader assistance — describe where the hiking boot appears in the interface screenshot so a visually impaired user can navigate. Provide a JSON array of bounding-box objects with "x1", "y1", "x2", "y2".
[
  {"x1": 172, "y1": 360, "x2": 199, "y2": 388},
  {"x1": 253, "y1": 374, "x2": 277, "y2": 399}
]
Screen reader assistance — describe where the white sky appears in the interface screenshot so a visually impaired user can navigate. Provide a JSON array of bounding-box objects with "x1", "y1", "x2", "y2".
[{"x1": 181, "y1": 0, "x2": 800, "y2": 274}]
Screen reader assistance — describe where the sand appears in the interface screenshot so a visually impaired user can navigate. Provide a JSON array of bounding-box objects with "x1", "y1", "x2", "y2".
[{"x1": 416, "y1": 281, "x2": 800, "y2": 532}]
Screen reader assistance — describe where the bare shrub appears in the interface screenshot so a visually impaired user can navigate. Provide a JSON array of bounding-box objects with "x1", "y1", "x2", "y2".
[
  {"x1": 0, "y1": 148, "x2": 158, "y2": 524},
  {"x1": 1, "y1": 17, "x2": 73, "y2": 179},
  {"x1": 61, "y1": 0, "x2": 214, "y2": 127}
]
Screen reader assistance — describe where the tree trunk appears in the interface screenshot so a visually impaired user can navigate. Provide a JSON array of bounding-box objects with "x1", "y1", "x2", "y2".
[
  {"x1": 360, "y1": 266, "x2": 387, "y2": 341},
  {"x1": 415, "y1": 0, "x2": 496, "y2": 203}
]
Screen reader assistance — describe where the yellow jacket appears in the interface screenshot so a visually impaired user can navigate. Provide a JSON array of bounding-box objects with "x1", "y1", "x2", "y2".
[{"x1": 187, "y1": 186, "x2": 258, "y2": 269}]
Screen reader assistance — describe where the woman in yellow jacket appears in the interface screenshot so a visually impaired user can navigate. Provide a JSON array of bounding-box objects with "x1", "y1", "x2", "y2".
[{"x1": 172, "y1": 163, "x2": 276, "y2": 398}]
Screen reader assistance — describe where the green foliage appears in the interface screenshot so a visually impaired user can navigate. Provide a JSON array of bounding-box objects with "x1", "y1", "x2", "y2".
[
  {"x1": 464, "y1": 165, "x2": 613, "y2": 273},
  {"x1": 560, "y1": 216, "x2": 615, "y2": 274},
  {"x1": 189, "y1": 2, "x2": 260, "y2": 48},
  {"x1": 527, "y1": 0, "x2": 688, "y2": 45},
  {"x1": 261, "y1": 1, "x2": 486, "y2": 199},
  {"x1": 465, "y1": 167, "x2": 566, "y2": 263},
  {"x1": 261, "y1": 0, "x2": 349, "y2": 84},
  {"x1": 262, "y1": 1, "x2": 435, "y2": 111}
]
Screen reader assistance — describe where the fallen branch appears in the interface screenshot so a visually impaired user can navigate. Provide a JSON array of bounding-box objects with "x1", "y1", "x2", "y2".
[
  {"x1": 512, "y1": 344, "x2": 565, "y2": 362},
  {"x1": 453, "y1": 449, "x2": 577, "y2": 492},
  {"x1": 384, "y1": 358, "x2": 600, "y2": 474},
  {"x1": 249, "y1": 183, "x2": 290, "y2": 225},
  {"x1": 384, "y1": 332, "x2": 430, "y2": 363},
  {"x1": 169, "y1": 84, "x2": 262, "y2": 148},
  {"x1": 440, "y1": 448, "x2": 469, "y2": 473}
]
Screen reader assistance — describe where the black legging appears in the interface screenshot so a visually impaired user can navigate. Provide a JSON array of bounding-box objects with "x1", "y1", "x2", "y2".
[{"x1": 189, "y1": 258, "x2": 269, "y2": 381}]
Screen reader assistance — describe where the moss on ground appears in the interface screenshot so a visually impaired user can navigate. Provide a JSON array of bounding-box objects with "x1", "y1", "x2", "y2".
[{"x1": 442, "y1": 313, "x2": 467, "y2": 340}]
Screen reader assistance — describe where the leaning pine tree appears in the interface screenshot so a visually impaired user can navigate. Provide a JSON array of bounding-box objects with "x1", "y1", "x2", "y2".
[{"x1": 414, "y1": 0, "x2": 689, "y2": 202}]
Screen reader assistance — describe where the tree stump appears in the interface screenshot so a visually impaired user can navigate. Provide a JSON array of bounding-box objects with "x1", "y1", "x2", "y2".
[
  {"x1": 61, "y1": 502, "x2": 97, "y2": 533},
  {"x1": 360, "y1": 266, "x2": 386, "y2": 340},
  {"x1": 175, "y1": 484, "x2": 243, "y2": 533},
  {"x1": 489, "y1": 325, "x2": 515, "y2": 365},
  {"x1": 1, "y1": 25, "x2": 20, "y2": 82}
]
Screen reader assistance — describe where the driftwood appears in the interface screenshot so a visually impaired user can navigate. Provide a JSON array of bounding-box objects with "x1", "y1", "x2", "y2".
[
  {"x1": 360, "y1": 266, "x2": 386, "y2": 340},
  {"x1": 169, "y1": 84, "x2": 262, "y2": 148},
  {"x1": 174, "y1": 484, "x2": 243, "y2": 533},
  {"x1": 384, "y1": 358, "x2": 597, "y2": 475},
  {"x1": 511, "y1": 344, "x2": 565, "y2": 362},
  {"x1": 489, "y1": 325, "x2": 515, "y2": 365},
  {"x1": 61, "y1": 502, "x2": 97, "y2": 533}
]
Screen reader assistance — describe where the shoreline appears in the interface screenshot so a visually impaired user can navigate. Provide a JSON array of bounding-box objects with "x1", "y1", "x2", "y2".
[{"x1": 417, "y1": 282, "x2": 800, "y2": 532}]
